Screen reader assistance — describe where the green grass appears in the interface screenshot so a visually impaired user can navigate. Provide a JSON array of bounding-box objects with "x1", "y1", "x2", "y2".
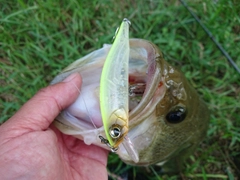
[{"x1": 1, "y1": 0, "x2": 240, "y2": 179}]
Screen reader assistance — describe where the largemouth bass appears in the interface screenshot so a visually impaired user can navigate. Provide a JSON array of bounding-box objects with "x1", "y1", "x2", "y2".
[{"x1": 51, "y1": 37, "x2": 209, "y2": 168}]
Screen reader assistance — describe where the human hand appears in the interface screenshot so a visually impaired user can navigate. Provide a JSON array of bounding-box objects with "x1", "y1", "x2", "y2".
[{"x1": 0, "y1": 73, "x2": 108, "y2": 180}]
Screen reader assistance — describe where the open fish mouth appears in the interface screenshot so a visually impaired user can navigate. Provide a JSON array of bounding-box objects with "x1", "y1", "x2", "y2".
[
  {"x1": 51, "y1": 38, "x2": 209, "y2": 166},
  {"x1": 51, "y1": 38, "x2": 165, "y2": 147}
]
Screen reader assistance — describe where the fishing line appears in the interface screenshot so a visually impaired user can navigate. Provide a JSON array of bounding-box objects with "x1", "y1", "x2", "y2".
[
  {"x1": 70, "y1": 81, "x2": 97, "y2": 129},
  {"x1": 179, "y1": 0, "x2": 240, "y2": 74},
  {"x1": 71, "y1": 80, "x2": 120, "y2": 151}
]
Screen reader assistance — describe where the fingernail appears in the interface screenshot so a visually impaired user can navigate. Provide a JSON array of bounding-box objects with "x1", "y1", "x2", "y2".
[{"x1": 63, "y1": 73, "x2": 78, "y2": 82}]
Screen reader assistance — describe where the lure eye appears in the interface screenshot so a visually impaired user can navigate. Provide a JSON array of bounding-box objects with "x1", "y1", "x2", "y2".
[
  {"x1": 110, "y1": 125, "x2": 121, "y2": 139},
  {"x1": 166, "y1": 106, "x2": 186, "y2": 123}
]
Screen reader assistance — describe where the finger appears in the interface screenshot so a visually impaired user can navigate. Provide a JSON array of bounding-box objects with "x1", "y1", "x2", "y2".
[{"x1": 2, "y1": 73, "x2": 81, "y2": 132}]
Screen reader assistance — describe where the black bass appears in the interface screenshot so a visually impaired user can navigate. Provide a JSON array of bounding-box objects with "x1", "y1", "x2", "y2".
[{"x1": 51, "y1": 37, "x2": 209, "y2": 168}]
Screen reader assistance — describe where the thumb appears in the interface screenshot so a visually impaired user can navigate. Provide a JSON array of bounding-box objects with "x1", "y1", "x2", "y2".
[{"x1": 1, "y1": 73, "x2": 81, "y2": 133}]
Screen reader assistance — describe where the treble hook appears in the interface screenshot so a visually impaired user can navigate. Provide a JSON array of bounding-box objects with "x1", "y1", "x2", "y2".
[{"x1": 99, "y1": 135, "x2": 119, "y2": 152}]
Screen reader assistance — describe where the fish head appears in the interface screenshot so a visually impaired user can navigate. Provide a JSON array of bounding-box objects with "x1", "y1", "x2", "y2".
[
  {"x1": 118, "y1": 39, "x2": 209, "y2": 165},
  {"x1": 51, "y1": 39, "x2": 209, "y2": 166}
]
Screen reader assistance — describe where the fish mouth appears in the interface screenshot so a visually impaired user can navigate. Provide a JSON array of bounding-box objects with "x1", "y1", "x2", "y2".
[
  {"x1": 52, "y1": 38, "x2": 209, "y2": 166},
  {"x1": 53, "y1": 39, "x2": 166, "y2": 151},
  {"x1": 128, "y1": 39, "x2": 164, "y2": 126}
]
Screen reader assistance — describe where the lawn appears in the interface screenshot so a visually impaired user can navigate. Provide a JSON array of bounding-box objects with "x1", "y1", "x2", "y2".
[{"x1": 1, "y1": 0, "x2": 240, "y2": 179}]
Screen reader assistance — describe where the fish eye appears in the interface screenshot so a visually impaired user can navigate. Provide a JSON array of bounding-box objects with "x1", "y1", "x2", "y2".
[
  {"x1": 110, "y1": 125, "x2": 121, "y2": 139},
  {"x1": 166, "y1": 106, "x2": 186, "y2": 123}
]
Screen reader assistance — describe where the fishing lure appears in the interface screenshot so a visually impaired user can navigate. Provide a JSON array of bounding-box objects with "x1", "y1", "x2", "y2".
[
  {"x1": 180, "y1": 0, "x2": 240, "y2": 74},
  {"x1": 99, "y1": 18, "x2": 130, "y2": 151},
  {"x1": 99, "y1": 18, "x2": 139, "y2": 163}
]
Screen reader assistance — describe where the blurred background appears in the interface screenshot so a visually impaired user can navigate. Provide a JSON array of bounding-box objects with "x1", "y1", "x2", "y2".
[{"x1": 1, "y1": 0, "x2": 239, "y2": 179}]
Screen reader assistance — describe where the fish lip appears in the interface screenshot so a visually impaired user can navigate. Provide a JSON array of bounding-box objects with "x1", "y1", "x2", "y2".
[
  {"x1": 115, "y1": 39, "x2": 166, "y2": 163},
  {"x1": 120, "y1": 141, "x2": 190, "y2": 166},
  {"x1": 128, "y1": 39, "x2": 163, "y2": 125},
  {"x1": 111, "y1": 39, "x2": 165, "y2": 162}
]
